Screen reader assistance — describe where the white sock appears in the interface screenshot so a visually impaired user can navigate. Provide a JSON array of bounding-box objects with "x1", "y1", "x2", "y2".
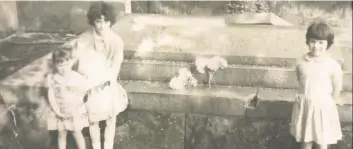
[
  {"x1": 104, "y1": 141, "x2": 114, "y2": 149},
  {"x1": 92, "y1": 142, "x2": 101, "y2": 149}
]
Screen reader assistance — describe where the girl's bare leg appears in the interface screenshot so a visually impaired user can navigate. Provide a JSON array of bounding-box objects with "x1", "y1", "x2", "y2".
[
  {"x1": 104, "y1": 116, "x2": 117, "y2": 149},
  {"x1": 89, "y1": 122, "x2": 101, "y2": 149},
  {"x1": 301, "y1": 142, "x2": 313, "y2": 149},
  {"x1": 72, "y1": 130, "x2": 86, "y2": 149},
  {"x1": 58, "y1": 130, "x2": 67, "y2": 149}
]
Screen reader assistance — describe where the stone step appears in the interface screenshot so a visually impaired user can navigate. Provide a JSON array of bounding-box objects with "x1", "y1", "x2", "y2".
[
  {"x1": 1, "y1": 43, "x2": 351, "y2": 92},
  {"x1": 119, "y1": 80, "x2": 352, "y2": 122},
  {"x1": 6, "y1": 41, "x2": 296, "y2": 68},
  {"x1": 125, "y1": 50, "x2": 296, "y2": 68},
  {"x1": 6, "y1": 29, "x2": 349, "y2": 69},
  {"x1": 120, "y1": 59, "x2": 352, "y2": 92},
  {"x1": 7, "y1": 38, "x2": 348, "y2": 69}
]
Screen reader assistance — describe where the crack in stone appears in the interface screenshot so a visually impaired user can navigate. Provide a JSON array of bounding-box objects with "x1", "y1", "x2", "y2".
[
  {"x1": 0, "y1": 93, "x2": 23, "y2": 149},
  {"x1": 246, "y1": 87, "x2": 260, "y2": 109}
]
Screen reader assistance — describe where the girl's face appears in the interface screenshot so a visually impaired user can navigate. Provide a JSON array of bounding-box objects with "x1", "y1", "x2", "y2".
[
  {"x1": 55, "y1": 59, "x2": 73, "y2": 75},
  {"x1": 307, "y1": 38, "x2": 328, "y2": 57},
  {"x1": 93, "y1": 15, "x2": 111, "y2": 35}
]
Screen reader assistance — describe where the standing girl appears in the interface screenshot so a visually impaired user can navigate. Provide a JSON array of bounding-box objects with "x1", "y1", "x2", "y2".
[
  {"x1": 47, "y1": 47, "x2": 90, "y2": 149},
  {"x1": 63, "y1": 2, "x2": 128, "y2": 149},
  {"x1": 290, "y1": 20, "x2": 344, "y2": 149}
]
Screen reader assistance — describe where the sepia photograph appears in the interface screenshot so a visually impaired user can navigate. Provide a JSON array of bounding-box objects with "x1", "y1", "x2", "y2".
[{"x1": 0, "y1": 1, "x2": 351, "y2": 149}]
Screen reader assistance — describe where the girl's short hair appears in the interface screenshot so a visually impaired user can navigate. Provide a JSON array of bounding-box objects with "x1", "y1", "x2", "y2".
[
  {"x1": 305, "y1": 20, "x2": 335, "y2": 49},
  {"x1": 87, "y1": 2, "x2": 117, "y2": 26},
  {"x1": 52, "y1": 47, "x2": 72, "y2": 64}
]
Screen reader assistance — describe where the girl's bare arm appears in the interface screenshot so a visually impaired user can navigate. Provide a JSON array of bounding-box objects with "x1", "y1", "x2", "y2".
[
  {"x1": 109, "y1": 36, "x2": 124, "y2": 82},
  {"x1": 331, "y1": 63, "x2": 343, "y2": 103},
  {"x1": 48, "y1": 87, "x2": 67, "y2": 118}
]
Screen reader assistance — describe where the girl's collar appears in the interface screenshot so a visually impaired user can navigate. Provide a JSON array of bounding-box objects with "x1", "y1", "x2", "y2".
[
  {"x1": 304, "y1": 52, "x2": 330, "y2": 62},
  {"x1": 92, "y1": 29, "x2": 104, "y2": 41},
  {"x1": 92, "y1": 28, "x2": 112, "y2": 41}
]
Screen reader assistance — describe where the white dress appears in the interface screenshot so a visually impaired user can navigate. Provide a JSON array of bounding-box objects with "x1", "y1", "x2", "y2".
[
  {"x1": 69, "y1": 29, "x2": 128, "y2": 123},
  {"x1": 46, "y1": 72, "x2": 90, "y2": 131},
  {"x1": 290, "y1": 53, "x2": 343, "y2": 145}
]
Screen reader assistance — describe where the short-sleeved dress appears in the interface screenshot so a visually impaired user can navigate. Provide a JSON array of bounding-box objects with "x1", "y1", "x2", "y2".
[
  {"x1": 46, "y1": 72, "x2": 90, "y2": 131},
  {"x1": 290, "y1": 53, "x2": 343, "y2": 145},
  {"x1": 67, "y1": 29, "x2": 128, "y2": 123}
]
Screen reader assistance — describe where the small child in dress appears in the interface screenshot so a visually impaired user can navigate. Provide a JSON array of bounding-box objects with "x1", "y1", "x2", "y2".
[
  {"x1": 290, "y1": 20, "x2": 344, "y2": 149},
  {"x1": 46, "y1": 47, "x2": 91, "y2": 149}
]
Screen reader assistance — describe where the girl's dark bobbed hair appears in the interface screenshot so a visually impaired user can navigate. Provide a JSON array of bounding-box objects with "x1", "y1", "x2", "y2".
[
  {"x1": 87, "y1": 2, "x2": 117, "y2": 26},
  {"x1": 305, "y1": 20, "x2": 335, "y2": 49}
]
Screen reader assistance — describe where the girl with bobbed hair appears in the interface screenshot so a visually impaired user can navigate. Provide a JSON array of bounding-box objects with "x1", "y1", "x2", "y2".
[{"x1": 62, "y1": 2, "x2": 128, "y2": 149}]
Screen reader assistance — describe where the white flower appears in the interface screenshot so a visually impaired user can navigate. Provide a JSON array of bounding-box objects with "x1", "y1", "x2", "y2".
[
  {"x1": 169, "y1": 68, "x2": 198, "y2": 90},
  {"x1": 206, "y1": 56, "x2": 228, "y2": 71},
  {"x1": 206, "y1": 57, "x2": 220, "y2": 71},
  {"x1": 169, "y1": 77, "x2": 184, "y2": 90},
  {"x1": 214, "y1": 56, "x2": 228, "y2": 69},
  {"x1": 195, "y1": 57, "x2": 208, "y2": 73},
  {"x1": 188, "y1": 77, "x2": 198, "y2": 87}
]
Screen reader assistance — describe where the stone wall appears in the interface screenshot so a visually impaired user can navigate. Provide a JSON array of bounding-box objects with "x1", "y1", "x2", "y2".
[
  {"x1": 132, "y1": 1, "x2": 352, "y2": 15},
  {"x1": 0, "y1": 109, "x2": 351, "y2": 149},
  {"x1": 0, "y1": 1, "x2": 18, "y2": 39},
  {"x1": 16, "y1": 1, "x2": 126, "y2": 34},
  {"x1": 15, "y1": 1, "x2": 352, "y2": 34}
]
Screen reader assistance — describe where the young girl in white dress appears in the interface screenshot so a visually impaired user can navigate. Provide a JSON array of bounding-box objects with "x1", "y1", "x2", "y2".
[
  {"x1": 290, "y1": 20, "x2": 344, "y2": 149},
  {"x1": 62, "y1": 2, "x2": 129, "y2": 149},
  {"x1": 47, "y1": 47, "x2": 91, "y2": 149}
]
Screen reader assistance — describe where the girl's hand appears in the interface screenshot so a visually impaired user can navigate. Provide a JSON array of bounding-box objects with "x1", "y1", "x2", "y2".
[{"x1": 56, "y1": 112, "x2": 70, "y2": 119}]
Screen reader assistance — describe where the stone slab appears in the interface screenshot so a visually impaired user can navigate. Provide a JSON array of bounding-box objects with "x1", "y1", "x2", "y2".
[
  {"x1": 120, "y1": 59, "x2": 352, "y2": 92},
  {"x1": 0, "y1": 1, "x2": 18, "y2": 39},
  {"x1": 185, "y1": 114, "x2": 352, "y2": 149},
  {"x1": 121, "y1": 81, "x2": 352, "y2": 121},
  {"x1": 0, "y1": 42, "x2": 55, "y2": 80},
  {"x1": 7, "y1": 39, "x2": 299, "y2": 68},
  {"x1": 16, "y1": 1, "x2": 126, "y2": 33},
  {"x1": 224, "y1": 13, "x2": 293, "y2": 26},
  {"x1": 0, "y1": 52, "x2": 351, "y2": 120},
  {"x1": 113, "y1": 14, "x2": 346, "y2": 65},
  {"x1": 122, "y1": 80, "x2": 250, "y2": 116},
  {"x1": 114, "y1": 110, "x2": 185, "y2": 149},
  {"x1": 6, "y1": 30, "x2": 350, "y2": 69},
  {"x1": 186, "y1": 114, "x2": 296, "y2": 149}
]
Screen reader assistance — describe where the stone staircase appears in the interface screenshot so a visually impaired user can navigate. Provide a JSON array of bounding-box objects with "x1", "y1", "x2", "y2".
[{"x1": 0, "y1": 16, "x2": 352, "y2": 149}]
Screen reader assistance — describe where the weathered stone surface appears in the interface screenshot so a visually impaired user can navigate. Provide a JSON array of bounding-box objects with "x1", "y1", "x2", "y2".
[
  {"x1": 337, "y1": 105, "x2": 353, "y2": 123},
  {"x1": 6, "y1": 33, "x2": 299, "y2": 68},
  {"x1": 114, "y1": 15, "x2": 345, "y2": 65},
  {"x1": 186, "y1": 114, "x2": 353, "y2": 149},
  {"x1": 114, "y1": 110, "x2": 185, "y2": 149},
  {"x1": 337, "y1": 123, "x2": 353, "y2": 149},
  {"x1": 17, "y1": 1, "x2": 126, "y2": 33},
  {"x1": 186, "y1": 114, "x2": 298, "y2": 149},
  {"x1": 122, "y1": 81, "x2": 251, "y2": 116},
  {"x1": 120, "y1": 60, "x2": 352, "y2": 91},
  {"x1": 17, "y1": 1, "x2": 73, "y2": 32},
  {"x1": 0, "y1": 85, "x2": 52, "y2": 149},
  {"x1": 0, "y1": 1, "x2": 17, "y2": 39},
  {"x1": 0, "y1": 43, "x2": 56, "y2": 80}
]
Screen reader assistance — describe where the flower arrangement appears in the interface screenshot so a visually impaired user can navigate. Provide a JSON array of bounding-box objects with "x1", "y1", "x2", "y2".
[
  {"x1": 169, "y1": 68, "x2": 198, "y2": 90},
  {"x1": 195, "y1": 56, "x2": 228, "y2": 88}
]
